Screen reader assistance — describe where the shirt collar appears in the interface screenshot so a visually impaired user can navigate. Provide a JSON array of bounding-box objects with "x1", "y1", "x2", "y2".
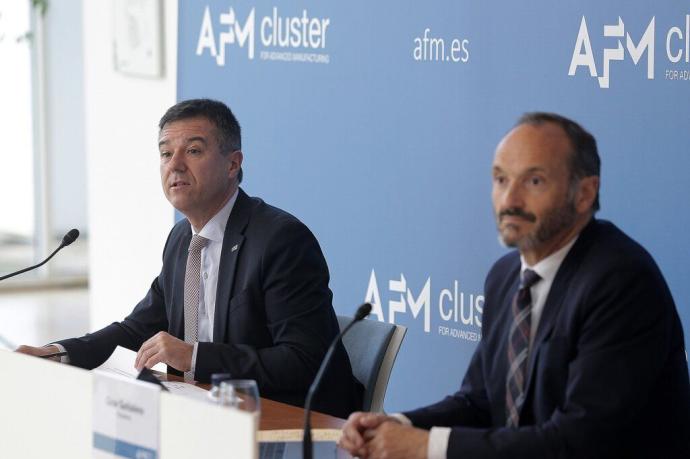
[
  {"x1": 192, "y1": 188, "x2": 239, "y2": 242},
  {"x1": 520, "y1": 234, "x2": 579, "y2": 285}
]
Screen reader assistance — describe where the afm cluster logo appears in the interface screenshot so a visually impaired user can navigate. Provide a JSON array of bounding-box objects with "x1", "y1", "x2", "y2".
[
  {"x1": 196, "y1": 5, "x2": 331, "y2": 65},
  {"x1": 364, "y1": 270, "x2": 484, "y2": 342},
  {"x1": 568, "y1": 15, "x2": 690, "y2": 88}
]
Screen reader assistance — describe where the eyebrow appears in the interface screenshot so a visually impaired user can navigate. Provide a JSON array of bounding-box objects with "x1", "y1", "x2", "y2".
[
  {"x1": 523, "y1": 166, "x2": 547, "y2": 174},
  {"x1": 525, "y1": 166, "x2": 547, "y2": 174},
  {"x1": 492, "y1": 165, "x2": 548, "y2": 176},
  {"x1": 158, "y1": 136, "x2": 208, "y2": 148}
]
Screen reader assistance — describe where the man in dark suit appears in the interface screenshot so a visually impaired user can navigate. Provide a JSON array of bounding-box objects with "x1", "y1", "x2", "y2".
[
  {"x1": 17, "y1": 99, "x2": 361, "y2": 418},
  {"x1": 340, "y1": 113, "x2": 690, "y2": 457}
]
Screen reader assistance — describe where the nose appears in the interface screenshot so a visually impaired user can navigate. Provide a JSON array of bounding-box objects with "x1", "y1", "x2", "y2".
[
  {"x1": 167, "y1": 150, "x2": 186, "y2": 172},
  {"x1": 497, "y1": 179, "x2": 524, "y2": 211}
]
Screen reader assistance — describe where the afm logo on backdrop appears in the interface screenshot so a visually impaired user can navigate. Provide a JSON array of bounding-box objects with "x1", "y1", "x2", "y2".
[
  {"x1": 196, "y1": 5, "x2": 331, "y2": 65},
  {"x1": 364, "y1": 270, "x2": 484, "y2": 342},
  {"x1": 568, "y1": 14, "x2": 690, "y2": 88}
]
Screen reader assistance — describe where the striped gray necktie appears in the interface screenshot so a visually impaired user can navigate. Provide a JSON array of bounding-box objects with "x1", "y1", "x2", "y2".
[
  {"x1": 183, "y1": 234, "x2": 208, "y2": 381},
  {"x1": 505, "y1": 268, "x2": 540, "y2": 427}
]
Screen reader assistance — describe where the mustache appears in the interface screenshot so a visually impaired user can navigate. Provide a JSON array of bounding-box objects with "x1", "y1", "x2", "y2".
[{"x1": 499, "y1": 208, "x2": 537, "y2": 223}]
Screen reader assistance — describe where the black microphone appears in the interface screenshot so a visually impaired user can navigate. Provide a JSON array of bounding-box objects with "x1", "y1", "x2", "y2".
[
  {"x1": 302, "y1": 302, "x2": 372, "y2": 459},
  {"x1": 0, "y1": 229, "x2": 80, "y2": 281}
]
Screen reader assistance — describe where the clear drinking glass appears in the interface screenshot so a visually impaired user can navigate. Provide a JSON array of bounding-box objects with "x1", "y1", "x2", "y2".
[
  {"x1": 208, "y1": 373, "x2": 233, "y2": 403},
  {"x1": 218, "y1": 379, "x2": 261, "y2": 414}
]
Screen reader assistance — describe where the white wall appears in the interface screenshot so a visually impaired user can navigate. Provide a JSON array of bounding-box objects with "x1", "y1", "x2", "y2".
[
  {"x1": 83, "y1": 1, "x2": 177, "y2": 329},
  {"x1": 0, "y1": 2, "x2": 34, "y2": 238},
  {"x1": 46, "y1": 0, "x2": 87, "y2": 235}
]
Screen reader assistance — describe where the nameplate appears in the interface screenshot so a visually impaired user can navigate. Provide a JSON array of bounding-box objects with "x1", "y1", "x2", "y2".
[{"x1": 92, "y1": 370, "x2": 160, "y2": 459}]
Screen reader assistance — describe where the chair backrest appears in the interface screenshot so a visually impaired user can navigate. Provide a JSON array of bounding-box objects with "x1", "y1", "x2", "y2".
[{"x1": 337, "y1": 315, "x2": 407, "y2": 412}]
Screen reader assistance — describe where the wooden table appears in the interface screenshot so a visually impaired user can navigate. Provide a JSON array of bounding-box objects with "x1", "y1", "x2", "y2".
[
  {"x1": 258, "y1": 396, "x2": 346, "y2": 431},
  {"x1": 159, "y1": 374, "x2": 352, "y2": 457},
  {"x1": 159, "y1": 373, "x2": 347, "y2": 431}
]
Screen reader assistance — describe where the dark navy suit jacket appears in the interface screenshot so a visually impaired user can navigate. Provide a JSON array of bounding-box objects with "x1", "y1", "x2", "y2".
[
  {"x1": 405, "y1": 219, "x2": 690, "y2": 458},
  {"x1": 58, "y1": 188, "x2": 362, "y2": 418}
]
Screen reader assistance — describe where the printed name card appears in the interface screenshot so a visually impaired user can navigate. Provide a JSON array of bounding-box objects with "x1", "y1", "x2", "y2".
[{"x1": 92, "y1": 370, "x2": 160, "y2": 459}]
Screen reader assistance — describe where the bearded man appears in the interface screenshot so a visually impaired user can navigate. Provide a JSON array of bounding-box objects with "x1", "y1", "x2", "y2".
[{"x1": 339, "y1": 112, "x2": 690, "y2": 458}]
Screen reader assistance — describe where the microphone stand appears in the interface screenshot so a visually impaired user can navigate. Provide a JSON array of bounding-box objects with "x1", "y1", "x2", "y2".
[
  {"x1": 0, "y1": 229, "x2": 79, "y2": 282},
  {"x1": 0, "y1": 229, "x2": 80, "y2": 348}
]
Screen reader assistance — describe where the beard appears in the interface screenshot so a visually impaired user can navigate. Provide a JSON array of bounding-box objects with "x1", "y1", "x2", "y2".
[{"x1": 497, "y1": 195, "x2": 578, "y2": 252}]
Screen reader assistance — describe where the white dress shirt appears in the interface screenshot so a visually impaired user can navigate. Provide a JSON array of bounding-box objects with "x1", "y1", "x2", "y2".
[
  {"x1": 189, "y1": 189, "x2": 238, "y2": 373},
  {"x1": 421, "y1": 235, "x2": 579, "y2": 459}
]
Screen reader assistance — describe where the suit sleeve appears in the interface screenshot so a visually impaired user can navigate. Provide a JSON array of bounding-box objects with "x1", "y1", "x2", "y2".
[
  {"x1": 56, "y1": 276, "x2": 169, "y2": 369},
  {"x1": 404, "y1": 339, "x2": 493, "y2": 429},
  {"x1": 56, "y1": 231, "x2": 176, "y2": 369},
  {"x1": 419, "y1": 265, "x2": 679, "y2": 458},
  {"x1": 404, "y1": 262, "x2": 502, "y2": 430},
  {"x1": 194, "y1": 219, "x2": 336, "y2": 394}
]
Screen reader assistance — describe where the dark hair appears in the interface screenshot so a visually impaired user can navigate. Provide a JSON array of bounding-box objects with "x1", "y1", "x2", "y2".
[
  {"x1": 159, "y1": 98, "x2": 243, "y2": 182},
  {"x1": 516, "y1": 112, "x2": 600, "y2": 212}
]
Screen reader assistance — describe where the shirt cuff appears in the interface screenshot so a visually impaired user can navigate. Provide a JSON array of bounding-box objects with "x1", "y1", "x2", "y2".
[
  {"x1": 48, "y1": 343, "x2": 70, "y2": 364},
  {"x1": 391, "y1": 414, "x2": 449, "y2": 459},
  {"x1": 428, "y1": 427, "x2": 451, "y2": 459},
  {"x1": 190, "y1": 342, "x2": 199, "y2": 375}
]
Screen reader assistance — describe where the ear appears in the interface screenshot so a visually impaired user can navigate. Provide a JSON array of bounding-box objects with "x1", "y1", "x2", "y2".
[
  {"x1": 227, "y1": 150, "x2": 243, "y2": 179},
  {"x1": 575, "y1": 176, "x2": 599, "y2": 213}
]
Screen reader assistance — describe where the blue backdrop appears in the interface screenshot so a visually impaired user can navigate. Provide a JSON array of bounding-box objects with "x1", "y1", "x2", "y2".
[{"x1": 177, "y1": 1, "x2": 690, "y2": 412}]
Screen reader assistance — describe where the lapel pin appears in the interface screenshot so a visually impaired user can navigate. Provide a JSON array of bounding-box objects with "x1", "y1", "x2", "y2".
[{"x1": 231, "y1": 244, "x2": 239, "y2": 252}]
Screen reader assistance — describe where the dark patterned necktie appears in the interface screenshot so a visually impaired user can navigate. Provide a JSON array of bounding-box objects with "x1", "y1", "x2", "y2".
[
  {"x1": 183, "y1": 234, "x2": 208, "y2": 381},
  {"x1": 506, "y1": 268, "x2": 541, "y2": 427}
]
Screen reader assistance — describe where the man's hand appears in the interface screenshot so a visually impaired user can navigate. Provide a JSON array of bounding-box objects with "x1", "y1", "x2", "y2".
[
  {"x1": 362, "y1": 422, "x2": 429, "y2": 459},
  {"x1": 339, "y1": 412, "x2": 429, "y2": 459},
  {"x1": 339, "y1": 412, "x2": 401, "y2": 457},
  {"x1": 15, "y1": 344, "x2": 61, "y2": 361},
  {"x1": 135, "y1": 332, "x2": 193, "y2": 372}
]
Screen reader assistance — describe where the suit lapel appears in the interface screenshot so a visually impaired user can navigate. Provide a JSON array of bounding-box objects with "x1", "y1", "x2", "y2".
[
  {"x1": 523, "y1": 269, "x2": 570, "y2": 394},
  {"x1": 171, "y1": 229, "x2": 192, "y2": 339},
  {"x1": 213, "y1": 188, "x2": 252, "y2": 342},
  {"x1": 523, "y1": 219, "x2": 598, "y2": 394}
]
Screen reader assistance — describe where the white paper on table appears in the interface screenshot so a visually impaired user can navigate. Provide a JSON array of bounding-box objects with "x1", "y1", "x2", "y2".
[
  {"x1": 97, "y1": 345, "x2": 210, "y2": 400},
  {"x1": 162, "y1": 381, "x2": 210, "y2": 401},
  {"x1": 97, "y1": 345, "x2": 166, "y2": 378}
]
